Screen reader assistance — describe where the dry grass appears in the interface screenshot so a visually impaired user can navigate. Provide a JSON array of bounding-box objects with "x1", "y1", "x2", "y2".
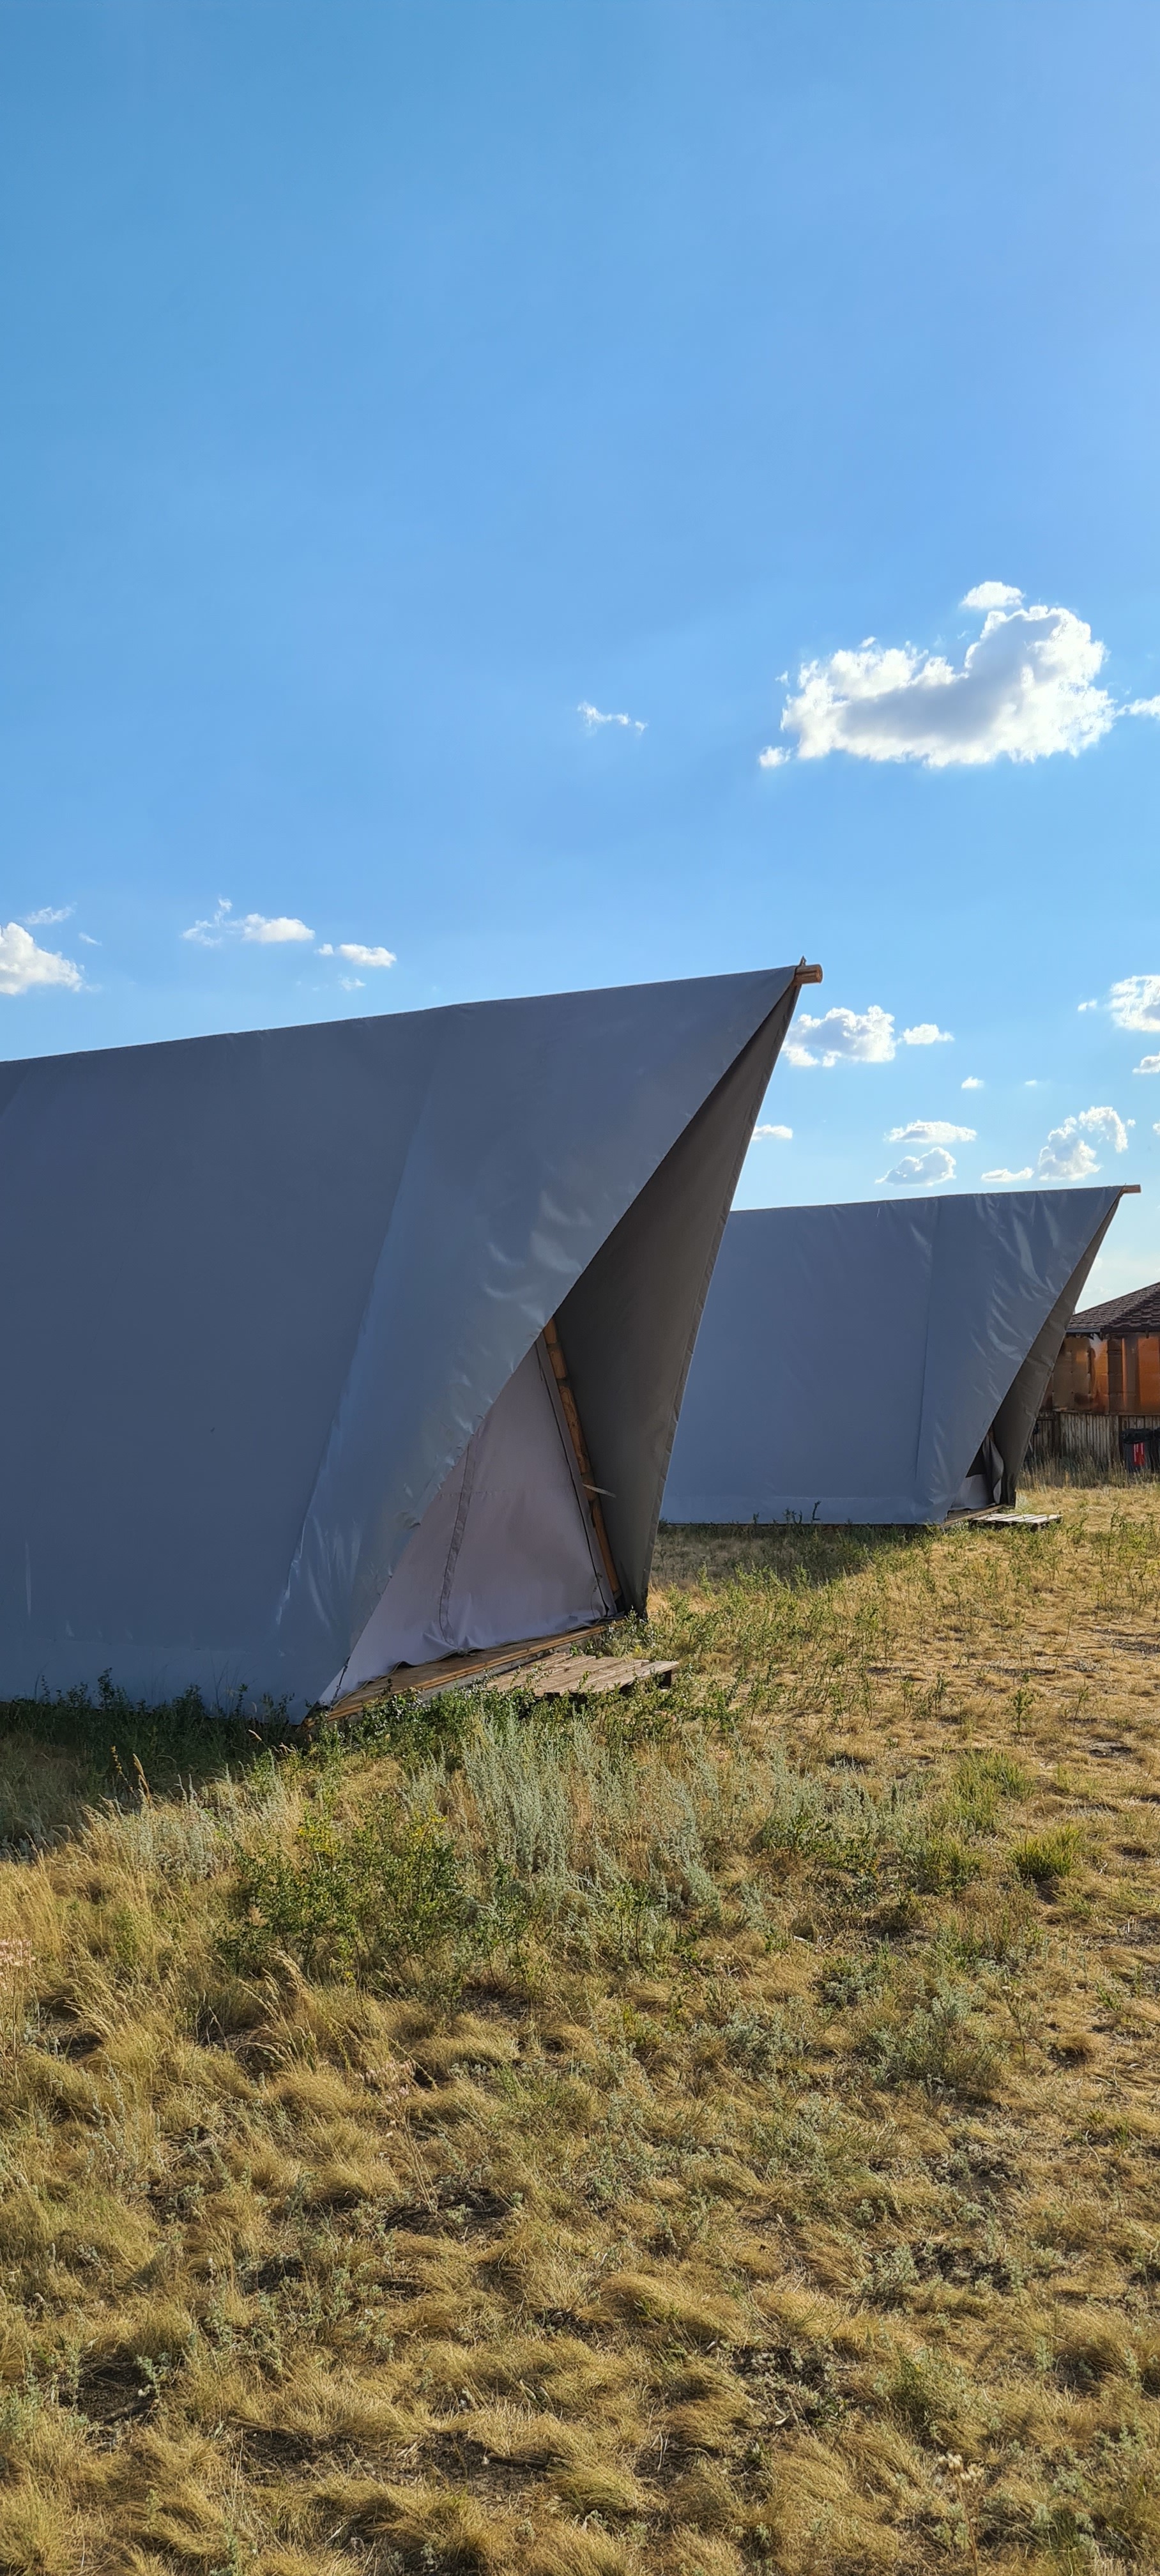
[{"x1": 1, "y1": 1487, "x2": 1160, "y2": 2572}]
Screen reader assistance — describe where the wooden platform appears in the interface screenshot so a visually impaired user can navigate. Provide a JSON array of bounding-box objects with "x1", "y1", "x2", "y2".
[
  {"x1": 948, "y1": 1509, "x2": 1060, "y2": 1529},
  {"x1": 510, "y1": 1651, "x2": 677, "y2": 1700},
  {"x1": 318, "y1": 1620, "x2": 676, "y2": 1726}
]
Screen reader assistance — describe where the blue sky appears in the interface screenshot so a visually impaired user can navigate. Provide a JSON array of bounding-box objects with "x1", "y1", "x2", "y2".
[{"x1": 3, "y1": 0, "x2": 1159, "y2": 1292}]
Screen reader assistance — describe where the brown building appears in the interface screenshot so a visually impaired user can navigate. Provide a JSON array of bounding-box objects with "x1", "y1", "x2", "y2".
[{"x1": 1034, "y1": 1280, "x2": 1160, "y2": 1474}]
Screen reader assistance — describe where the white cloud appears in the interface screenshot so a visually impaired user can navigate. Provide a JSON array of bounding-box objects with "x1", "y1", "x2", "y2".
[
  {"x1": 1078, "y1": 999, "x2": 1098, "y2": 1012},
  {"x1": 243, "y1": 915, "x2": 313, "y2": 944},
  {"x1": 1037, "y1": 1132, "x2": 1099, "y2": 1181},
  {"x1": 183, "y1": 898, "x2": 314, "y2": 947},
  {"x1": 1037, "y1": 1104, "x2": 1129, "y2": 1180},
  {"x1": 961, "y1": 1076, "x2": 983, "y2": 1090},
  {"x1": 982, "y1": 1166, "x2": 1034, "y2": 1184},
  {"x1": 1154, "y1": 1123, "x2": 1160, "y2": 1137},
  {"x1": 758, "y1": 745, "x2": 790, "y2": 768},
  {"x1": 1075, "y1": 1105, "x2": 1129, "y2": 1152},
  {"x1": 1134, "y1": 1054, "x2": 1160, "y2": 1075},
  {"x1": 334, "y1": 942, "x2": 395, "y2": 970},
  {"x1": 785, "y1": 1003, "x2": 896, "y2": 1067},
  {"x1": 784, "y1": 1004, "x2": 952, "y2": 1068},
  {"x1": 1129, "y1": 695, "x2": 1160, "y2": 718},
  {"x1": 340, "y1": 977, "x2": 365, "y2": 991},
  {"x1": 78, "y1": 933, "x2": 100, "y2": 946},
  {"x1": 1110, "y1": 975, "x2": 1160, "y2": 1032},
  {"x1": 878, "y1": 1146, "x2": 956, "y2": 1186},
  {"x1": 776, "y1": 586, "x2": 1115, "y2": 767},
  {"x1": 961, "y1": 581, "x2": 1024, "y2": 610},
  {"x1": 23, "y1": 904, "x2": 73, "y2": 926},
  {"x1": 0, "y1": 921, "x2": 83, "y2": 996},
  {"x1": 578, "y1": 700, "x2": 646, "y2": 733},
  {"x1": 752, "y1": 1122, "x2": 792, "y2": 1140},
  {"x1": 887, "y1": 1120, "x2": 976, "y2": 1145}
]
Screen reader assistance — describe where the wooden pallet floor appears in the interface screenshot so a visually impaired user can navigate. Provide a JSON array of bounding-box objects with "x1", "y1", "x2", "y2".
[{"x1": 318, "y1": 1620, "x2": 675, "y2": 1726}]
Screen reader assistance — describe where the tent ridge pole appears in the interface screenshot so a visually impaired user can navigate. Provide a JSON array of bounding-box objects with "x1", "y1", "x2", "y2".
[{"x1": 542, "y1": 1316, "x2": 625, "y2": 1611}]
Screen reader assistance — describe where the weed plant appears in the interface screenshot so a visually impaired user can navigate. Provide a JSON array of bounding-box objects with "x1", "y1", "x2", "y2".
[{"x1": 0, "y1": 1491, "x2": 1158, "y2": 2570}]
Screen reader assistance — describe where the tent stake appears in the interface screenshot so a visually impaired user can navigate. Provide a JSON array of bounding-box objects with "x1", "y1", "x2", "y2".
[{"x1": 542, "y1": 1315, "x2": 625, "y2": 1611}]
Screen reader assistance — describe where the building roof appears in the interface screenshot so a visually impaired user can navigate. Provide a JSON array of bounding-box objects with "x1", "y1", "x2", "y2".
[{"x1": 1069, "y1": 1280, "x2": 1160, "y2": 1336}]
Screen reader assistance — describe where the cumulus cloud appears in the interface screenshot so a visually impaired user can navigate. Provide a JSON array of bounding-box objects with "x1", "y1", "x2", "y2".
[
  {"x1": 982, "y1": 1166, "x2": 1034, "y2": 1184},
  {"x1": 784, "y1": 1004, "x2": 896, "y2": 1067},
  {"x1": 1037, "y1": 1105, "x2": 1130, "y2": 1180},
  {"x1": 1129, "y1": 695, "x2": 1160, "y2": 718},
  {"x1": 1037, "y1": 1132, "x2": 1099, "y2": 1182},
  {"x1": 887, "y1": 1120, "x2": 976, "y2": 1145},
  {"x1": 1133, "y1": 1054, "x2": 1160, "y2": 1075},
  {"x1": 773, "y1": 585, "x2": 1115, "y2": 768},
  {"x1": 24, "y1": 904, "x2": 73, "y2": 927},
  {"x1": 878, "y1": 1146, "x2": 956, "y2": 1186},
  {"x1": 243, "y1": 915, "x2": 313, "y2": 944},
  {"x1": 0, "y1": 922, "x2": 83, "y2": 996},
  {"x1": 183, "y1": 898, "x2": 313, "y2": 947},
  {"x1": 752, "y1": 1122, "x2": 792, "y2": 1140},
  {"x1": 961, "y1": 581, "x2": 1024, "y2": 610},
  {"x1": 317, "y1": 941, "x2": 396, "y2": 969},
  {"x1": 961, "y1": 1077, "x2": 984, "y2": 1090},
  {"x1": 1110, "y1": 975, "x2": 1160, "y2": 1032},
  {"x1": 578, "y1": 700, "x2": 646, "y2": 733},
  {"x1": 785, "y1": 1006, "x2": 951, "y2": 1068},
  {"x1": 1078, "y1": 999, "x2": 1098, "y2": 1012},
  {"x1": 758, "y1": 745, "x2": 790, "y2": 768}
]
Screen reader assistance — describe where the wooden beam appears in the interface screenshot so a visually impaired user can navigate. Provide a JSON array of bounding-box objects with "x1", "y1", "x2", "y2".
[
  {"x1": 793, "y1": 960, "x2": 823, "y2": 986},
  {"x1": 541, "y1": 1315, "x2": 625, "y2": 1610}
]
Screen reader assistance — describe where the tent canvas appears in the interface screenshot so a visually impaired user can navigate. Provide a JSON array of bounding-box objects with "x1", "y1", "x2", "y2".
[
  {"x1": 0, "y1": 966, "x2": 808, "y2": 1715},
  {"x1": 664, "y1": 1186, "x2": 1129, "y2": 1528}
]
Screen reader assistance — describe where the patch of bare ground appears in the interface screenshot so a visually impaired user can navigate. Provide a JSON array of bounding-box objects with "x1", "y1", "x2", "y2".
[{"x1": 0, "y1": 1486, "x2": 1157, "y2": 2571}]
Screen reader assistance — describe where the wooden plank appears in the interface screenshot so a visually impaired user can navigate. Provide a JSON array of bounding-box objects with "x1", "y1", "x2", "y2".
[
  {"x1": 541, "y1": 1315, "x2": 624, "y2": 1609},
  {"x1": 519, "y1": 1654, "x2": 678, "y2": 1700},
  {"x1": 318, "y1": 1617, "x2": 617, "y2": 1726},
  {"x1": 949, "y1": 1504, "x2": 1057, "y2": 1524}
]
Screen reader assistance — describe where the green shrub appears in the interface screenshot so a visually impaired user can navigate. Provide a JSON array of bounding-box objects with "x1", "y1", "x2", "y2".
[
  {"x1": 906, "y1": 1830, "x2": 980, "y2": 1896},
  {"x1": 818, "y1": 1952, "x2": 885, "y2": 2010},
  {"x1": 952, "y1": 1748, "x2": 1031, "y2": 1833},
  {"x1": 886, "y1": 2346, "x2": 965, "y2": 2445},
  {"x1": 862, "y1": 1986, "x2": 998, "y2": 2099},
  {"x1": 225, "y1": 1797, "x2": 529, "y2": 1992},
  {"x1": 1011, "y1": 1824, "x2": 1085, "y2": 1890}
]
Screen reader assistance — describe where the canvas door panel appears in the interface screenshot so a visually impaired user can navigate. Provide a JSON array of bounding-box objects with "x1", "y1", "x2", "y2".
[{"x1": 326, "y1": 1344, "x2": 612, "y2": 1696}]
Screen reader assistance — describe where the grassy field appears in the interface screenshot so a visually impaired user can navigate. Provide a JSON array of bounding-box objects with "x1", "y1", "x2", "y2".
[{"x1": 1, "y1": 1490, "x2": 1159, "y2": 2576}]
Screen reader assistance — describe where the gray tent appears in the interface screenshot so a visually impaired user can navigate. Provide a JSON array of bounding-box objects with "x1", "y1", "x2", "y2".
[
  {"x1": 664, "y1": 1186, "x2": 1129, "y2": 1527},
  {"x1": 0, "y1": 965, "x2": 808, "y2": 1713}
]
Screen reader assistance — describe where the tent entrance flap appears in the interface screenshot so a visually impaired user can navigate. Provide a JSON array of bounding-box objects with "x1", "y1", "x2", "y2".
[{"x1": 324, "y1": 1340, "x2": 616, "y2": 1701}]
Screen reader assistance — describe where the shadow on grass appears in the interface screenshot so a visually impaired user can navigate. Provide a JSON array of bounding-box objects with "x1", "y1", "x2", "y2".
[
  {"x1": 0, "y1": 1675, "x2": 295, "y2": 1852},
  {"x1": 654, "y1": 1519, "x2": 932, "y2": 1593}
]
